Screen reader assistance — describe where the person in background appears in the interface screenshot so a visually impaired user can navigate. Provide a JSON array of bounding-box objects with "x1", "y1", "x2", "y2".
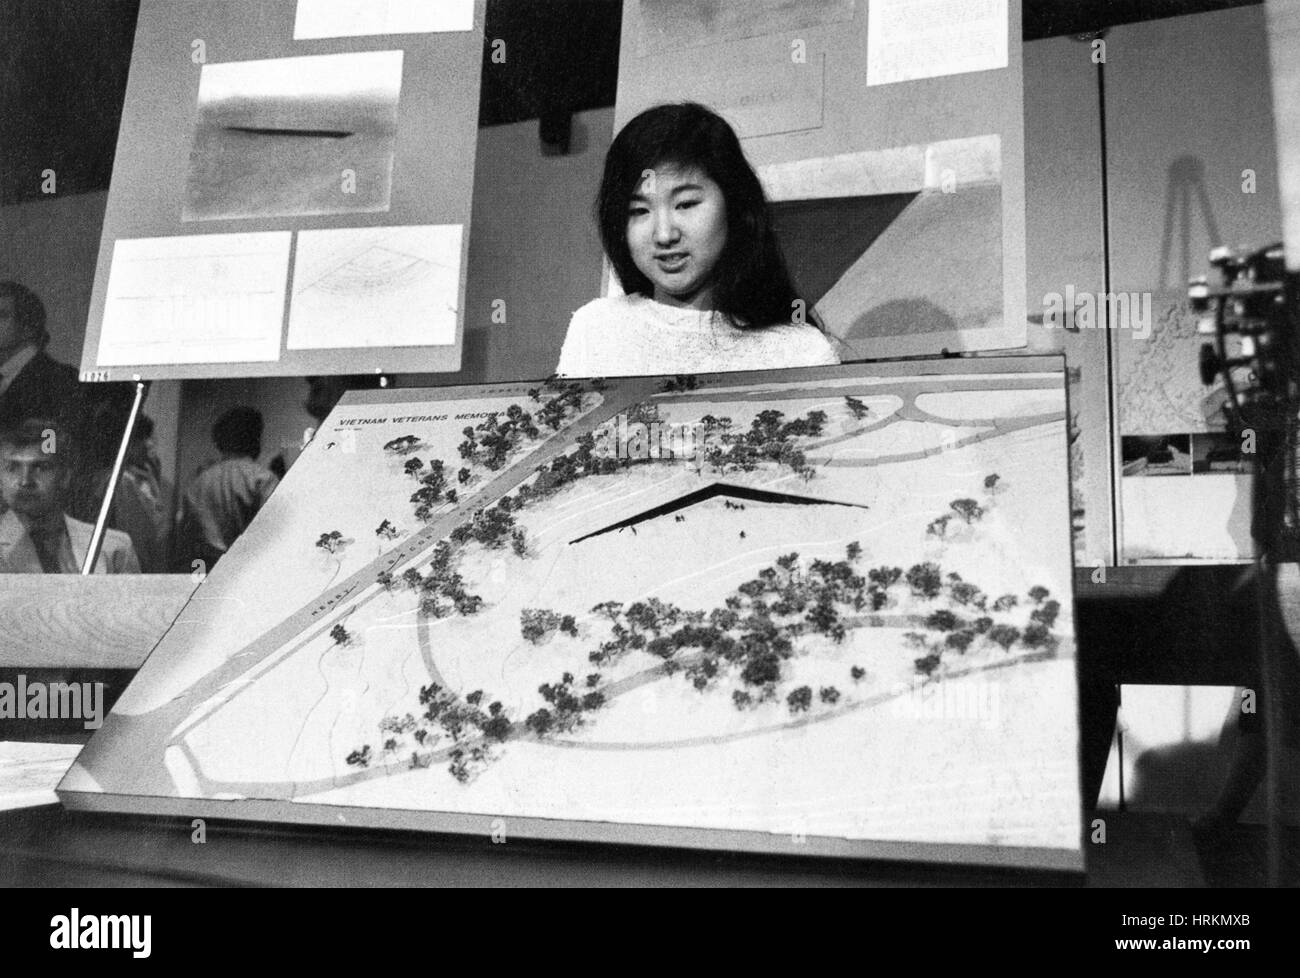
[
  {"x1": 0, "y1": 280, "x2": 133, "y2": 518},
  {"x1": 74, "y1": 410, "x2": 172, "y2": 573},
  {"x1": 0, "y1": 417, "x2": 139, "y2": 574},
  {"x1": 0, "y1": 282, "x2": 83, "y2": 436},
  {"x1": 174, "y1": 406, "x2": 278, "y2": 572}
]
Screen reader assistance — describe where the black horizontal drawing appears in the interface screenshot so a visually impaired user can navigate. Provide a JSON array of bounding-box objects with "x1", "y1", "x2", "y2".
[
  {"x1": 569, "y1": 482, "x2": 869, "y2": 545},
  {"x1": 222, "y1": 126, "x2": 353, "y2": 139}
]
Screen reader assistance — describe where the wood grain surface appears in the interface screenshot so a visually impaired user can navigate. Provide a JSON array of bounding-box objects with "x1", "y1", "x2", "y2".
[{"x1": 0, "y1": 575, "x2": 196, "y2": 669}]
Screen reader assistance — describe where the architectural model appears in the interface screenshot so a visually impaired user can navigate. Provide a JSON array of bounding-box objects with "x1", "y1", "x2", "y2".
[{"x1": 62, "y1": 360, "x2": 1080, "y2": 867}]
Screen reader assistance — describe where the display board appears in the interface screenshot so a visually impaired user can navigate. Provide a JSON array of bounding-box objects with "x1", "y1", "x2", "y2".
[
  {"x1": 79, "y1": 0, "x2": 484, "y2": 382},
  {"x1": 1105, "y1": 7, "x2": 1281, "y2": 563},
  {"x1": 62, "y1": 358, "x2": 1081, "y2": 870},
  {"x1": 614, "y1": 0, "x2": 1028, "y2": 359}
]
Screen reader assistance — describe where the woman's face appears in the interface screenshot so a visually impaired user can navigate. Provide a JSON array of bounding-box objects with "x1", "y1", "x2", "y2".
[{"x1": 626, "y1": 163, "x2": 727, "y2": 310}]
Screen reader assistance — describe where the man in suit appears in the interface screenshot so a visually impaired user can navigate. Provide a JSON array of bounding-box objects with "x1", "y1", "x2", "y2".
[
  {"x1": 0, "y1": 417, "x2": 139, "y2": 574},
  {"x1": 0, "y1": 281, "x2": 84, "y2": 436}
]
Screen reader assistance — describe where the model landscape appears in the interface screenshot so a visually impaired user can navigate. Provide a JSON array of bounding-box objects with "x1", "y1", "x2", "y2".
[{"x1": 62, "y1": 364, "x2": 1080, "y2": 866}]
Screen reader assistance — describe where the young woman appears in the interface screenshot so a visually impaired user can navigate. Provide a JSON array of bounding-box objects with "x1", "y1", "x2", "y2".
[{"x1": 556, "y1": 102, "x2": 841, "y2": 377}]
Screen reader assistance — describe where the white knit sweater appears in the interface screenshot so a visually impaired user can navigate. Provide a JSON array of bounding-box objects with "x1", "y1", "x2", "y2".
[{"x1": 555, "y1": 294, "x2": 842, "y2": 378}]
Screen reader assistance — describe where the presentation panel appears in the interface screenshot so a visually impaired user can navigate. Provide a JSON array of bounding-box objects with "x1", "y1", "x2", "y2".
[
  {"x1": 80, "y1": 0, "x2": 484, "y2": 381},
  {"x1": 614, "y1": 0, "x2": 1028, "y2": 360}
]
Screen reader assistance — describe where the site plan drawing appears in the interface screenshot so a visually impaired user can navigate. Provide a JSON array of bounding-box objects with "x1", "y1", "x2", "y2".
[{"x1": 62, "y1": 359, "x2": 1081, "y2": 869}]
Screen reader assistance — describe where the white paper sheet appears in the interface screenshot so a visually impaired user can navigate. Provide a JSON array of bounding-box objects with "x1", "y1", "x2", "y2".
[
  {"x1": 0, "y1": 741, "x2": 82, "y2": 811},
  {"x1": 294, "y1": 0, "x2": 474, "y2": 38},
  {"x1": 97, "y1": 232, "x2": 291, "y2": 366},
  {"x1": 867, "y1": 0, "x2": 1008, "y2": 86},
  {"x1": 287, "y1": 225, "x2": 462, "y2": 350}
]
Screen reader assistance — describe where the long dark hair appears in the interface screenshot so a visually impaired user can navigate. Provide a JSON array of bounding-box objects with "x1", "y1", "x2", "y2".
[{"x1": 596, "y1": 103, "x2": 809, "y2": 329}]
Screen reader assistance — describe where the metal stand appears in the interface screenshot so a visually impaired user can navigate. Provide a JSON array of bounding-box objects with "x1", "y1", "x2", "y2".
[{"x1": 81, "y1": 380, "x2": 149, "y2": 576}]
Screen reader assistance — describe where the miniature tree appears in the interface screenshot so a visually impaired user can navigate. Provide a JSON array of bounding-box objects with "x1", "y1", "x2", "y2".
[
  {"x1": 903, "y1": 631, "x2": 929, "y2": 650},
  {"x1": 345, "y1": 745, "x2": 372, "y2": 767},
  {"x1": 1028, "y1": 585, "x2": 1051, "y2": 604},
  {"x1": 732, "y1": 690, "x2": 753, "y2": 710},
  {"x1": 926, "y1": 609, "x2": 962, "y2": 632},
  {"x1": 520, "y1": 608, "x2": 562, "y2": 644},
  {"x1": 375, "y1": 519, "x2": 400, "y2": 541},
  {"x1": 846, "y1": 541, "x2": 862, "y2": 562},
  {"x1": 845, "y1": 395, "x2": 870, "y2": 420},
  {"x1": 1021, "y1": 622, "x2": 1055, "y2": 649},
  {"x1": 914, "y1": 652, "x2": 942, "y2": 677},
  {"x1": 741, "y1": 651, "x2": 781, "y2": 687},
  {"x1": 926, "y1": 515, "x2": 952, "y2": 539},
  {"x1": 992, "y1": 594, "x2": 1019, "y2": 612},
  {"x1": 330, "y1": 623, "x2": 350, "y2": 646},
  {"x1": 972, "y1": 616, "x2": 994, "y2": 634},
  {"x1": 383, "y1": 435, "x2": 421, "y2": 455},
  {"x1": 454, "y1": 592, "x2": 483, "y2": 615},
  {"x1": 850, "y1": 665, "x2": 866, "y2": 681},
  {"x1": 787, "y1": 686, "x2": 813, "y2": 713},
  {"x1": 905, "y1": 562, "x2": 943, "y2": 598},
  {"x1": 950, "y1": 498, "x2": 984, "y2": 524},
  {"x1": 987, "y1": 624, "x2": 1021, "y2": 651},
  {"x1": 945, "y1": 630, "x2": 975, "y2": 654},
  {"x1": 805, "y1": 599, "x2": 840, "y2": 636},
  {"x1": 403, "y1": 458, "x2": 424, "y2": 478},
  {"x1": 316, "y1": 530, "x2": 345, "y2": 554},
  {"x1": 949, "y1": 581, "x2": 985, "y2": 608},
  {"x1": 869, "y1": 566, "x2": 903, "y2": 589},
  {"x1": 819, "y1": 686, "x2": 841, "y2": 705},
  {"x1": 1030, "y1": 599, "x2": 1061, "y2": 628},
  {"x1": 984, "y1": 473, "x2": 1001, "y2": 493}
]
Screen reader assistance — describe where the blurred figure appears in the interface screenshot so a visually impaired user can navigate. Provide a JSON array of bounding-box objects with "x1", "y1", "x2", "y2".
[
  {"x1": 0, "y1": 418, "x2": 139, "y2": 574},
  {"x1": 0, "y1": 281, "x2": 133, "y2": 519},
  {"x1": 174, "y1": 406, "x2": 278, "y2": 571},
  {"x1": 0, "y1": 282, "x2": 83, "y2": 437},
  {"x1": 74, "y1": 411, "x2": 172, "y2": 573}
]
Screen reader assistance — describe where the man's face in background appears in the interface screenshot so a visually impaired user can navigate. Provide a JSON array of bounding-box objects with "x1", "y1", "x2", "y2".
[{"x1": 0, "y1": 440, "x2": 68, "y2": 520}]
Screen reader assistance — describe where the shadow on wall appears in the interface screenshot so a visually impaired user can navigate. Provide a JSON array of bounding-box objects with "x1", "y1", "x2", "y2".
[
  {"x1": 795, "y1": 182, "x2": 1004, "y2": 355},
  {"x1": 842, "y1": 298, "x2": 957, "y2": 351}
]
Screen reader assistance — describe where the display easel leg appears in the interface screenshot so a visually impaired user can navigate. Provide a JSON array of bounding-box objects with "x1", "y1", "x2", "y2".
[{"x1": 81, "y1": 380, "x2": 149, "y2": 576}]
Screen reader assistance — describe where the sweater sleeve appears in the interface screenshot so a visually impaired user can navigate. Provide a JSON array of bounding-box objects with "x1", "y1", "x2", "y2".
[
  {"x1": 796, "y1": 326, "x2": 843, "y2": 366},
  {"x1": 555, "y1": 301, "x2": 601, "y2": 378}
]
